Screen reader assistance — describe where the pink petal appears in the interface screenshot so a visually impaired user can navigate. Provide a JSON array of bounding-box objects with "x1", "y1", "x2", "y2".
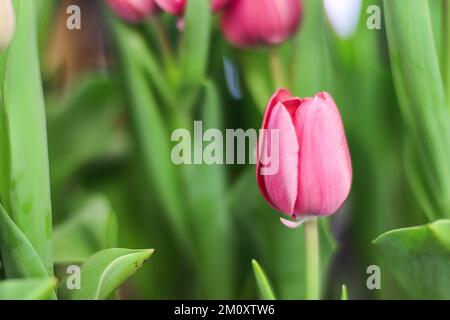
[
  {"x1": 257, "y1": 89, "x2": 293, "y2": 205},
  {"x1": 107, "y1": 0, "x2": 159, "y2": 22},
  {"x1": 262, "y1": 102, "x2": 299, "y2": 215},
  {"x1": 220, "y1": 0, "x2": 302, "y2": 48},
  {"x1": 280, "y1": 217, "x2": 305, "y2": 228},
  {"x1": 294, "y1": 93, "x2": 352, "y2": 216},
  {"x1": 212, "y1": 0, "x2": 231, "y2": 12},
  {"x1": 155, "y1": 0, "x2": 186, "y2": 16}
]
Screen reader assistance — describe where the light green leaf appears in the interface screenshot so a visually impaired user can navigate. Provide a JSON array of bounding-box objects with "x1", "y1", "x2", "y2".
[
  {"x1": 0, "y1": 203, "x2": 49, "y2": 279},
  {"x1": 60, "y1": 248, "x2": 154, "y2": 300},
  {"x1": 183, "y1": 80, "x2": 232, "y2": 298},
  {"x1": 252, "y1": 259, "x2": 276, "y2": 300},
  {"x1": 3, "y1": 0, "x2": 53, "y2": 274},
  {"x1": 384, "y1": 0, "x2": 450, "y2": 220},
  {"x1": 0, "y1": 278, "x2": 56, "y2": 300},
  {"x1": 341, "y1": 284, "x2": 348, "y2": 300},
  {"x1": 180, "y1": 0, "x2": 211, "y2": 89},
  {"x1": 373, "y1": 219, "x2": 450, "y2": 299},
  {"x1": 53, "y1": 195, "x2": 118, "y2": 264}
]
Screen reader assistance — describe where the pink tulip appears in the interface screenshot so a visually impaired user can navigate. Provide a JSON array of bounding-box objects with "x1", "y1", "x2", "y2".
[
  {"x1": 155, "y1": 0, "x2": 231, "y2": 16},
  {"x1": 221, "y1": 0, "x2": 303, "y2": 48},
  {"x1": 257, "y1": 89, "x2": 352, "y2": 220},
  {"x1": 107, "y1": 0, "x2": 159, "y2": 22}
]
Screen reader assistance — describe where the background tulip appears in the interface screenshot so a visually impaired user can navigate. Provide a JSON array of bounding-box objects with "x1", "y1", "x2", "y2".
[
  {"x1": 107, "y1": 0, "x2": 159, "y2": 22},
  {"x1": 155, "y1": 0, "x2": 231, "y2": 16},
  {"x1": 0, "y1": 0, "x2": 15, "y2": 52},
  {"x1": 221, "y1": 0, "x2": 302, "y2": 48},
  {"x1": 257, "y1": 89, "x2": 352, "y2": 218},
  {"x1": 323, "y1": 0, "x2": 362, "y2": 39}
]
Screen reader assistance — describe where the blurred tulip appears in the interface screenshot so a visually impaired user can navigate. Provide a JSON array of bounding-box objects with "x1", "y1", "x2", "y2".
[
  {"x1": 155, "y1": 0, "x2": 231, "y2": 16},
  {"x1": 323, "y1": 0, "x2": 362, "y2": 39},
  {"x1": 107, "y1": 0, "x2": 159, "y2": 22},
  {"x1": 0, "y1": 0, "x2": 15, "y2": 52},
  {"x1": 257, "y1": 89, "x2": 352, "y2": 221},
  {"x1": 221, "y1": 0, "x2": 302, "y2": 48}
]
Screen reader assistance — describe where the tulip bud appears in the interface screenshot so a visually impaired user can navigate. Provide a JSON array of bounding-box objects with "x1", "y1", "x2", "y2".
[
  {"x1": 107, "y1": 0, "x2": 159, "y2": 23},
  {"x1": 323, "y1": 0, "x2": 362, "y2": 39},
  {"x1": 0, "y1": 0, "x2": 15, "y2": 52},
  {"x1": 221, "y1": 0, "x2": 302, "y2": 48},
  {"x1": 257, "y1": 89, "x2": 352, "y2": 220},
  {"x1": 155, "y1": 0, "x2": 230, "y2": 16}
]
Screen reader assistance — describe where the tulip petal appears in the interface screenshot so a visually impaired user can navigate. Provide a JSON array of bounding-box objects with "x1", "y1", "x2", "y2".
[
  {"x1": 257, "y1": 89, "x2": 292, "y2": 204},
  {"x1": 107, "y1": 0, "x2": 159, "y2": 22},
  {"x1": 261, "y1": 102, "x2": 299, "y2": 215},
  {"x1": 155, "y1": 0, "x2": 186, "y2": 16},
  {"x1": 294, "y1": 93, "x2": 352, "y2": 215},
  {"x1": 280, "y1": 217, "x2": 304, "y2": 228}
]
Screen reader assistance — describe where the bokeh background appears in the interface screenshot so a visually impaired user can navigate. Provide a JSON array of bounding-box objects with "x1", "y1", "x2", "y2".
[{"x1": 1, "y1": 0, "x2": 450, "y2": 300}]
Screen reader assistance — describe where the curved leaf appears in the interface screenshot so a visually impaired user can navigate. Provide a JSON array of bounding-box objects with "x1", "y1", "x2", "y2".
[
  {"x1": 0, "y1": 203, "x2": 49, "y2": 279},
  {"x1": 373, "y1": 219, "x2": 450, "y2": 299},
  {"x1": 251, "y1": 259, "x2": 276, "y2": 300},
  {"x1": 0, "y1": 278, "x2": 56, "y2": 300},
  {"x1": 53, "y1": 195, "x2": 118, "y2": 264},
  {"x1": 60, "y1": 248, "x2": 154, "y2": 300},
  {"x1": 3, "y1": 0, "x2": 53, "y2": 274}
]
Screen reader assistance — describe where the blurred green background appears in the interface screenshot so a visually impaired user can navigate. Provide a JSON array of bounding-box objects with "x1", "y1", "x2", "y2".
[{"x1": 1, "y1": 0, "x2": 450, "y2": 300}]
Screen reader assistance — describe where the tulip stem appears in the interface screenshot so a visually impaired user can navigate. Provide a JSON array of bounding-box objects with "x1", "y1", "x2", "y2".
[
  {"x1": 269, "y1": 48, "x2": 286, "y2": 88},
  {"x1": 304, "y1": 217, "x2": 320, "y2": 300},
  {"x1": 153, "y1": 17, "x2": 176, "y2": 74},
  {"x1": 442, "y1": 0, "x2": 450, "y2": 109}
]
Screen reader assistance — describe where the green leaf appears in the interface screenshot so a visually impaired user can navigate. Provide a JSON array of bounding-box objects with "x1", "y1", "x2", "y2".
[
  {"x1": 47, "y1": 75, "x2": 124, "y2": 188},
  {"x1": 109, "y1": 18, "x2": 189, "y2": 248},
  {"x1": 180, "y1": 0, "x2": 212, "y2": 89},
  {"x1": 53, "y1": 195, "x2": 118, "y2": 264},
  {"x1": 251, "y1": 259, "x2": 276, "y2": 300},
  {"x1": 0, "y1": 278, "x2": 56, "y2": 300},
  {"x1": 183, "y1": 80, "x2": 232, "y2": 298},
  {"x1": 373, "y1": 219, "x2": 450, "y2": 299},
  {"x1": 3, "y1": 0, "x2": 53, "y2": 274},
  {"x1": 60, "y1": 248, "x2": 154, "y2": 300},
  {"x1": 0, "y1": 203, "x2": 51, "y2": 281},
  {"x1": 341, "y1": 284, "x2": 348, "y2": 300},
  {"x1": 384, "y1": 0, "x2": 450, "y2": 220}
]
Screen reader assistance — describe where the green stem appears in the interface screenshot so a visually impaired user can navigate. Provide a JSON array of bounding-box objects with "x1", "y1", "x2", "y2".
[
  {"x1": 269, "y1": 48, "x2": 287, "y2": 89},
  {"x1": 152, "y1": 17, "x2": 178, "y2": 83},
  {"x1": 304, "y1": 218, "x2": 320, "y2": 300},
  {"x1": 442, "y1": 0, "x2": 450, "y2": 109}
]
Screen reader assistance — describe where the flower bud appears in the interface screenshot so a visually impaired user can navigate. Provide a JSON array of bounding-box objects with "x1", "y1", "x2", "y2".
[
  {"x1": 107, "y1": 0, "x2": 160, "y2": 23},
  {"x1": 323, "y1": 0, "x2": 362, "y2": 39},
  {"x1": 155, "y1": 0, "x2": 231, "y2": 16},
  {"x1": 257, "y1": 89, "x2": 352, "y2": 219},
  {"x1": 0, "y1": 0, "x2": 15, "y2": 52},
  {"x1": 221, "y1": 0, "x2": 303, "y2": 48}
]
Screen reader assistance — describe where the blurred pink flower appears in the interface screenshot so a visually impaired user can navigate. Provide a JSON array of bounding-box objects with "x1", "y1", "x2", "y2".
[
  {"x1": 0, "y1": 0, "x2": 15, "y2": 52},
  {"x1": 155, "y1": 0, "x2": 231, "y2": 16},
  {"x1": 221, "y1": 0, "x2": 303, "y2": 48},
  {"x1": 107, "y1": 0, "x2": 159, "y2": 23},
  {"x1": 257, "y1": 89, "x2": 352, "y2": 220}
]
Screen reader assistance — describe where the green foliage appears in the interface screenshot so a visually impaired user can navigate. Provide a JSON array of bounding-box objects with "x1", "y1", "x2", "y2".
[
  {"x1": 53, "y1": 195, "x2": 118, "y2": 264},
  {"x1": 0, "y1": 278, "x2": 56, "y2": 300},
  {"x1": 252, "y1": 259, "x2": 276, "y2": 300},
  {"x1": 59, "y1": 248, "x2": 154, "y2": 300},
  {"x1": 374, "y1": 220, "x2": 450, "y2": 299}
]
